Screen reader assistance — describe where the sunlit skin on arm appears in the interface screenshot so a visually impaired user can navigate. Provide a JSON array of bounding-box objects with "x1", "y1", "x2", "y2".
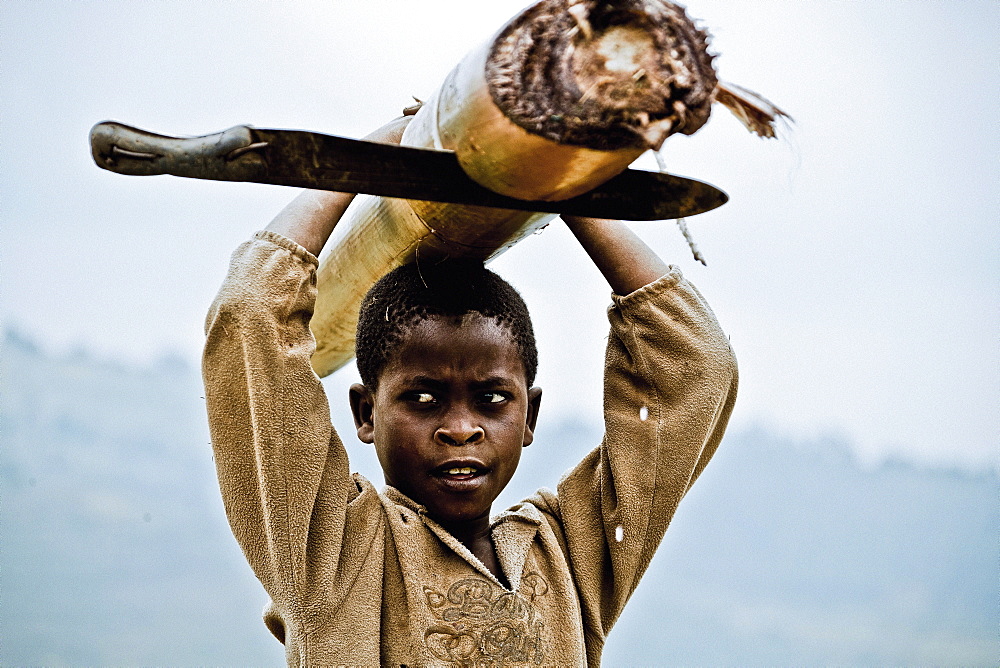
[{"x1": 561, "y1": 215, "x2": 670, "y2": 295}]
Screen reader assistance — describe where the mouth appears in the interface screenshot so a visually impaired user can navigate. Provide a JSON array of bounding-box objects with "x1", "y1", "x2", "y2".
[
  {"x1": 441, "y1": 466, "x2": 480, "y2": 477},
  {"x1": 432, "y1": 460, "x2": 489, "y2": 489}
]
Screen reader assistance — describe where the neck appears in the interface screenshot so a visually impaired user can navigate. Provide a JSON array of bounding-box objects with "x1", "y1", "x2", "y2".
[{"x1": 438, "y1": 512, "x2": 492, "y2": 550}]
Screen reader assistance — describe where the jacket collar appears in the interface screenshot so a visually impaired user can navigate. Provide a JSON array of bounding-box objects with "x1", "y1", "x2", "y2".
[{"x1": 383, "y1": 486, "x2": 542, "y2": 591}]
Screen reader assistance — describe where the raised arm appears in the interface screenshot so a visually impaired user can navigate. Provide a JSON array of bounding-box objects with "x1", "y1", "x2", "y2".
[
  {"x1": 265, "y1": 115, "x2": 412, "y2": 255},
  {"x1": 541, "y1": 214, "x2": 737, "y2": 660},
  {"x1": 561, "y1": 215, "x2": 670, "y2": 295},
  {"x1": 203, "y1": 114, "x2": 413, "y2": 655}
]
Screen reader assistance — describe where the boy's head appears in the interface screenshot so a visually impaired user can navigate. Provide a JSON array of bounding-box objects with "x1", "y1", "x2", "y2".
[
  {"x1": 355, "y1": 259, "x2": 537, "y2": 390},
  {"x1": 350, "y1": 259, "x2": 542, "y2": 529}
]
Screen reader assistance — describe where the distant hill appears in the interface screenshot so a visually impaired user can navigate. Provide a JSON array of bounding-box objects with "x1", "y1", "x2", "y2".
[{"x1": 2, "y1": 329, "x2": 997, "y2": 666}]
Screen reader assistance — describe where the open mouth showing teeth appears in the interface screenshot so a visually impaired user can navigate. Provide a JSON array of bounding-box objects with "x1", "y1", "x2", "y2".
[{"x1": 436, "y1": 465, "x2": 484, "y2": 478}]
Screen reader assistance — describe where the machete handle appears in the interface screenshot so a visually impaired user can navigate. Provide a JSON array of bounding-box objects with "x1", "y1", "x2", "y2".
[{"x1": 89, "y1": 121, "x2": 267, "y2": 181}]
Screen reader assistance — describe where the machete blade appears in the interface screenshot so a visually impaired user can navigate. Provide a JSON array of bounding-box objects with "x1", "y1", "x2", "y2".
[{"x1": 90, "y1": 122, "x2": 728, "y2": 220}]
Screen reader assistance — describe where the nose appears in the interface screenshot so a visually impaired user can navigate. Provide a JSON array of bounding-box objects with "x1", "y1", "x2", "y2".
[{"x1": 435, "y1": 414, "x2": 485, "y2": 446}]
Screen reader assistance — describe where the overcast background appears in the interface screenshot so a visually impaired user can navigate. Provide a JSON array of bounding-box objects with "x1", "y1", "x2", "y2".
[
  {"x1": 1, "y1": 1, "x2": 997, "y2": 663},
  {"x1": 3, "y1": 0, "x2": 996, "y2": 472}
]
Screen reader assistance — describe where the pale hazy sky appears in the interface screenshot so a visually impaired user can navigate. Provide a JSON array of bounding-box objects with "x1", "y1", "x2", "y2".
[{"x1": 1, "y1": 1, "x2": 997, "y2": 469}]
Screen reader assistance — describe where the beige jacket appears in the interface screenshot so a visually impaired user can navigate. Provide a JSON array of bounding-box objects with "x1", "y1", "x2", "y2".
[{"x1": 203, "y1": 231, "x2": 737, "y2": 666}]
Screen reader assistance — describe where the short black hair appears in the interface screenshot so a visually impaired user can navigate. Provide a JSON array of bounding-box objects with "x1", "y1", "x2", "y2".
[{"x1": 356, "y1": 259, "x2": 537, "y2": 389}]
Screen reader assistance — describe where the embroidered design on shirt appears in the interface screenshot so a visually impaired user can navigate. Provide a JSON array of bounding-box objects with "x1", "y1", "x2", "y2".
[{"x1": 422, "y1": 573, "x2": 549, "y2": 666}]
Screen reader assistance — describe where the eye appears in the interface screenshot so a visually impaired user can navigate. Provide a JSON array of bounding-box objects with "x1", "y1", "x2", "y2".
[
  {"x1": 479, "y1": 391, "x2": 509, "y2": 405},
  {"x1": 401, "y1": 390, "x2": 437, "y2": 405}
]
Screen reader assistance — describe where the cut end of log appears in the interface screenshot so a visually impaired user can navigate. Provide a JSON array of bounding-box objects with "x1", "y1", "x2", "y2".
[{"x1": 486, "y1": 0, "x2": 718, "y2": 151}]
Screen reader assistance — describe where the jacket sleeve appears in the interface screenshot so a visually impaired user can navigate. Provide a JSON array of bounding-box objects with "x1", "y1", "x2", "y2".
[
  {"x1": 545, "y1": 266, "x2": 738, "y2": 654},
  {"x1": 202, "y1": 231, "x2": 381, "y2": 642}
]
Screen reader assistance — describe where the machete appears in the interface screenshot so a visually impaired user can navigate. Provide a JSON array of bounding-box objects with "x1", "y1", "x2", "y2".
[{"x1": 90, "y1": 121, "x2": 726, "y2": 221}]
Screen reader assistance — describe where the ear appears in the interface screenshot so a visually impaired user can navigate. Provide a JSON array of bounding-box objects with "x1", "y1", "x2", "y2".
[
  {"x1": 522, "y1": 386, "x2": 543, "y2": 447},
  {"x1": 349, "y1": 383, "x2": 376, "y2": 444}
]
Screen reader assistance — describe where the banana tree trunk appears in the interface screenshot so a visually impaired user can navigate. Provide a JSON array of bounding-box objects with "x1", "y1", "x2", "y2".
[{"x1": 310, "y1": 0, "x2": 719, "y2": 377}]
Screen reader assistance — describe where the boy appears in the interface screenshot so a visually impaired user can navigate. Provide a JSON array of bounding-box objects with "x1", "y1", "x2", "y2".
[{"x1": 203, "y1": 116, "x2": 737, "y2": 665}]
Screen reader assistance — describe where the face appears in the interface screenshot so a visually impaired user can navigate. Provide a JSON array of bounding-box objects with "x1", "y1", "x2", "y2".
[{"x1": 350, "y1": 314, "x2": 542, "y2": 530}]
